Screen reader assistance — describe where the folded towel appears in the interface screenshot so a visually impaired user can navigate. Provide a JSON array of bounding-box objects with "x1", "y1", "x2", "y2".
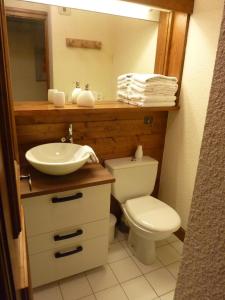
[
  {"x1": 132, "y1": 79, "x2": 178, "y2": 89},
  {"x1": 132, "y1": 73, "x2": 178, "y2": 84},
  {"x1": 128, "y1": 100, "x2": 176, "y2": 107},
  {"x1": 117, "y1": 82, "x2": 131, "y2": 90},
  {"x1": 130, "y1": 84, "x2": 178, "y2": 96},
  {"x1": 131, "y1": 81, "x2": 178, "y2": 91},
  {"x1": 117, "y1": 73, "x2": 134, "y2": 82},
  {"x1": 75, "y1": 145, "x2": 99, "y2": 164}
]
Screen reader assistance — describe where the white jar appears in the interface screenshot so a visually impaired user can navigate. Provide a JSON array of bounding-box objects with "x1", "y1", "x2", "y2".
[
  {"x1": 53, "y1": 91, "x2": 65, "y2": 107},
  {"x1": 77, "y1": 84, "x2": 95, "y2": 107}
]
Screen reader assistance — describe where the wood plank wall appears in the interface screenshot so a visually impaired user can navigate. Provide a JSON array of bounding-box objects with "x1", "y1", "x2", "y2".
[{"x1": 15, "y1": 109, "x2": 168, "y2": 195}]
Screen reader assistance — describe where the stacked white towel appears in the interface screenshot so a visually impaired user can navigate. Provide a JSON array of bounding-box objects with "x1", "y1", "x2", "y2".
[
  {"x1": 117, "y1": 73, "x2": 178, "y2": 107},
  {"x1": 117, "y1": 73, "x2": 133, "y2": 103}
]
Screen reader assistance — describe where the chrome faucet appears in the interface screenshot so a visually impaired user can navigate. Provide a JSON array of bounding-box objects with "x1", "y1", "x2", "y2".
[{"x1": 61, "y1": 123, "x2": 73, "y2": 143}]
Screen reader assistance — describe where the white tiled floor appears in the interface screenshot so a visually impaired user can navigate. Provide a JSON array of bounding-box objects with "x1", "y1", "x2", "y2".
[{"x1": 33, "y1": 231, "x2": 183, "y2": 300}]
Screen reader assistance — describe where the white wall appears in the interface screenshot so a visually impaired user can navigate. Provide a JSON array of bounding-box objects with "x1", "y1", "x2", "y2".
[
  {"x1": 112, "y1": 18, "x2": 158, "y2": 98},
  {"x1": 159, "y1": 0, "x2": 224, "y2": 229},
  {"x1": 49, "y1": 7, "x2": 115, "y2": 101}
]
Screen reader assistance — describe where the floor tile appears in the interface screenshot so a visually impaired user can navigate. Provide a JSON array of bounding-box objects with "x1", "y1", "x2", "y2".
[
  {"x1": 86, "y1": 265, "x2": 118, "y2": 292},
  {"x1": 160, "y1": 290, "x2": 175, "y2": 300},
  {"x1": 110, "y1": 257, "x2": 141, "y2": 283},
  {"x1": 108, "y1": 242, "x2": 129, "y2": 263},
  {"x1": 156, "y1": 240, "x2": 169, "y2": 248},
  {"x1": 131, "y1": 256, "x2": 163, "y2": 274},
  {"x1": 122, "y1": 276, "x2": 157, "y2": 300},
  {"x1": 33, "y1": 283, "x2": 63, "y2": 300},
  {"x1": 170, "y1": 241, "x2": 183, "y2": 255},
  {"x1": 95, "y1": 285, "x2": 127, "y2": 300},
  {"x1": 166, "y1": 261, "x2": 181, "y2": 279},
  {"x1": 59, "y1": 273, "x2": 92, "y2": 300},
  {"x1": 156, "y1": 244, "x2": 181, "y2": 266},
  {"x1": 145, "y1": 268, "x2": 176, "y2": 296}
]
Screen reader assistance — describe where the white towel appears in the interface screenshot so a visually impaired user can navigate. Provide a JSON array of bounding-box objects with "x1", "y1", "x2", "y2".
[
  {"x1": 132, "y1": 79, "x2": 178, "y2": 89},
  {"x1": 117, "y1": 82, "x2": 131, "y2": 90},
  {"x1": 131, "y1": 81, "x2": 178, "y2": 91},
  {"x1": 75, "y1": 145, "x2": 99, "y2": 164},
  {"x1": 117, "y1": 91, "x2": 128, "y2": 98},
  {"x1": 128, "y1": 100, "x2": 176, "y2": 107},
  {"x1": 132, "y1": 73, "x2": 178, "y2": 84},
  {"x1": 117, "y1": 73, "x2": 134, "y2": 82},
  {"x1": 130, "y1": 84, "x2": 178, "y2": 96}
]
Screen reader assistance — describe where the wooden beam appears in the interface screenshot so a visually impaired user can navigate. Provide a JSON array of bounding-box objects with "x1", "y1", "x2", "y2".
[
  {"x1": 154, "y1": 12, "x2": 173, "y2": 75},
  {"x1": 66, "y1": 38, "x2": 102, "y2": 50},
  {"x1": 124, "y1": 0, "x2": 194, "y2": 14}
]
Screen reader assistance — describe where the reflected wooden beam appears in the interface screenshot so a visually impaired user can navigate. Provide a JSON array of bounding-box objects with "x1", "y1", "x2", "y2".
[{"x1": 124, "y1": 0, "x2": 194, "y2": 14}]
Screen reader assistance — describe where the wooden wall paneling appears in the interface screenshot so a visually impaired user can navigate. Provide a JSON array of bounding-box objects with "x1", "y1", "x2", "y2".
[
  {"x1": 155, "y1": 10, "x2": 190, "y2": 106},
  {"x1": 154, "y1": 11, "x2": 173, "y2": 75},
  {"x1": 0, "y1": 0, "x2": 31, "y2": 298},
  {"x1": 166, "y1": 12, "x2": 190, "y2": 95},
  {"x1": 0, "y1": 0, "x2": 21, "y2": 240},
  {"x1": 125, "y1": 0, "x2": 194, "y2": 14}
]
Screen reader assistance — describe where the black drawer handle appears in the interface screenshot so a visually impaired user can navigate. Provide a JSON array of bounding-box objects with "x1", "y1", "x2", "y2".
[
  {"x1": 52, "y1": 192, "x2": 83, "y2": 203},
  {"x1": 54, "y1": 246, "x2": 83, "y2": 258},
  {"x1": 54, "y1": 229, "x2": 83, "y2": 241}
]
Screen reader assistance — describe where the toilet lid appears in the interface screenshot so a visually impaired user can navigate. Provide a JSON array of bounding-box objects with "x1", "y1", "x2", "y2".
[{"x1": 125, "y1": 195, "x2": 181, "y2": 232}]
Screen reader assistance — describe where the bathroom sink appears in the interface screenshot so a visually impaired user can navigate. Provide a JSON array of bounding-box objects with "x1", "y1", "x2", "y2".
[{"x1": 25, "y1": 143, "x2": 90, "y2": 175}]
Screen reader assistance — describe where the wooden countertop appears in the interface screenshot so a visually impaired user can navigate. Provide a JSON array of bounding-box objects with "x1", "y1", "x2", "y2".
[
  {"x1": 20, "y1": 163, "x2": 115, "y2": 199},
  {"x1": 14, "y1": 101, "x2": 179, "y2": 114}
]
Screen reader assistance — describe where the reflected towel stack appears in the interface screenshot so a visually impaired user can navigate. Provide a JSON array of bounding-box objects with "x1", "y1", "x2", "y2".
[
  {"x1": 117, "y1": 73, "x2": 134, "y2": 103},
  {"x1": 117, "y1": 73, "x2": 178, "y2": 107}
]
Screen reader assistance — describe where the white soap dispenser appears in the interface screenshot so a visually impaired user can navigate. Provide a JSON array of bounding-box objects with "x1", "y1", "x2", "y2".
[
  {"x1": 71, "y1": 81, "x2": 82, "y2": 103},
  {"x1": 77, "y1": 84, "x2": 95, "y2": 107},
  {"x1": 135, "y1": 145, "x2": 143, "y2": 160}
]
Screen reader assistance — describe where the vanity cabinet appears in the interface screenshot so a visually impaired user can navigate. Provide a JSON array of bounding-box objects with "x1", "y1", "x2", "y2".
[{"x1": 21, "y1": 165, "x2": 114, "y2": 288}]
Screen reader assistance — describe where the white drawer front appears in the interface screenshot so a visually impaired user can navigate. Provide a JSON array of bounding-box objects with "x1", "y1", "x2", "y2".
[
  {"x1": 28, "y1": 219, "x2": 109, "y2": 255},
  {"x1": 23, "y1": 184, "x2": 111, "y2": 236},
  {"x1": 30, "y1": 235, "x2": 108, "y2": 288}
]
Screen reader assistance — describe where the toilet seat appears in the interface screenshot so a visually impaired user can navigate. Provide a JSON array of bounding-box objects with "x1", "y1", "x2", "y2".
[{"x1": 124, "y1": 195, "x2": 180, "y2": 232}]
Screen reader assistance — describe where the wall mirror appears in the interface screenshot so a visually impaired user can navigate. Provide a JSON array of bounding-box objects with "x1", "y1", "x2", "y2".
[{"x1": 5, "y1": 0, "x2": 164, "y2": 101}]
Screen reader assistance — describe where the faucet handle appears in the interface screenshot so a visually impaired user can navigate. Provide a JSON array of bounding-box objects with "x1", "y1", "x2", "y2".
[{"x1": 61, "y1": 137, "x2": 66, "y2": 143}]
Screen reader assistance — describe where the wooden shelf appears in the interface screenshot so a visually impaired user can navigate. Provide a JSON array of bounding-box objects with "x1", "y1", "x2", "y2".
[{"x1": 14, "y1": 101, "x2": 179, "y2": 115}]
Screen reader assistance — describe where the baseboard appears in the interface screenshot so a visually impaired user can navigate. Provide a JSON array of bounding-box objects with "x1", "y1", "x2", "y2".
[{"x1": 174, "y1": 227, "x2": 186, "y2": 242}]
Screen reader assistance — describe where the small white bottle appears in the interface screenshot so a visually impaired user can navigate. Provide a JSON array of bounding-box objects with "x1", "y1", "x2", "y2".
[
  {"x1": 135, "y1": 145, "x2": 143, "y2": 160},
  {"x1": 77, "y1": 84, "x2": 95, "y2": 107},
  {"x1": 71, "y1": 81, "x2": 82, "y2": 103}
]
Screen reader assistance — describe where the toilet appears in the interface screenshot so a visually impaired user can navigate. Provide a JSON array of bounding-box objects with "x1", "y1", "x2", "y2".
[{"x1": 105, "y1": 156, "x2": 181, "y2": 265}]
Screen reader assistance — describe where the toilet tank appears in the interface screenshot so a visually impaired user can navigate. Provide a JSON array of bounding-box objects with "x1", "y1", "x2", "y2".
[{"x1": 105, "y1": 156, "x2": 158, "y2": 204}]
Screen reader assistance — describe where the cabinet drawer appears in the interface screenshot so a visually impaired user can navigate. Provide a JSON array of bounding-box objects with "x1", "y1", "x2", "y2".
[
  {"x1": 23, "y1": 184, "x2": 111, "y2": 236},
  {"x1": 28, "y1": 218, "x2": 109, "y2": 255},
  {"x1": 30, "y1": 235, "x2": 108, "y2": 288}
]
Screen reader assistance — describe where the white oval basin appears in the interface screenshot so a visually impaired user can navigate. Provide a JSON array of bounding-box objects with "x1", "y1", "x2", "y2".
[{"x1": 25, "y1": 143, "x2": 90, "y2": 175}]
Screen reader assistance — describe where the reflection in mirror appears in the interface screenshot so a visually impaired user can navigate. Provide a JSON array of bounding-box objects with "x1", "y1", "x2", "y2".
[{"x1": 5, "y1": 0, "x2": 160, "y2": 101}]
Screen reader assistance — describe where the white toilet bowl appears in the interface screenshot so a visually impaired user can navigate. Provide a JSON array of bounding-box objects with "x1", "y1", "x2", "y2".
[
  {"x1": 122, "y1": 195, "x2": 181, "y2": 264},
  {"x1": 105, "y1": 156, "x2": 181, "y2": 265}
]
